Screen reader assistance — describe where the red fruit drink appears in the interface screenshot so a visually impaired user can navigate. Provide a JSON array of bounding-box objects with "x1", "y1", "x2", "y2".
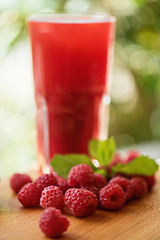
[{"x1": 28, "y1": 14, "x2": 115, "y2": 170}]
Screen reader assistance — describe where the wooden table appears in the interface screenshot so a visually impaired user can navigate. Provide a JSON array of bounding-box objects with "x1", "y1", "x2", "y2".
[{"x1": 1, "y1": 173, "x2": 160, "y2": 240}]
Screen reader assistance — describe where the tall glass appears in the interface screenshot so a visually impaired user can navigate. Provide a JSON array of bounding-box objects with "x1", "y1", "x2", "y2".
[{"x1": 28, "y1": 14, "x2": 116, "y2": 171}]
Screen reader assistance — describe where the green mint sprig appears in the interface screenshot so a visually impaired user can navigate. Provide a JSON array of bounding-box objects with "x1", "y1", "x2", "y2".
[
  {"x1": 111, "y1": 156, "x2": 158, "y2": 176},
  {"x1": 88, "y1": 137, "x2": 115, "y2": 166},
  {"x1": 50, "y1": 137, "x2": 159, "y2": 178}
]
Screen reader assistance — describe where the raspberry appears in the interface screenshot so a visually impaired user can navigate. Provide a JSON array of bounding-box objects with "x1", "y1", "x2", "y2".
[
  {"x1": 99, "y1": 184, "x2": 126, "y2": 210},
  {"x1": 125, "y1": 150, "x2": 141, "y2": 163},
  {"x1": 40, "y1": 186, "x2": 64, "y2": 210},
  {"x1": 142, "y1": 175, "x2": 156, "y2": 190},
  {"x1": 10, "y1": 173, "x2": 32, "y2": 194},
  {"x1": 113, "y1": 153, "x2": 122, "y2": 164},
  {"x1": 39, "y1": 207, "x2": 69, "y2": 238},
  {"x1": 93, "y1": 173, "x2": 107, "y2": 189},
  {"x1": 50, "y1": 170, "x2": 58, "y2": 178},
  {"x1": 68, "y1": 164, "x2": 94, "y2": 187},
  {"x1": 35, "y1": 173, "x2": 57, "y2": 192},
  {"x1": 129, "y1": 174, "x2": 156, "y2": 191},
  {"x1": 115, "y1": 173, "x2": 130, "y2": 178},
  {"x1": 107, "y1": 153, "x2": 122, "y2": 173},
  {"x1": 64, "y1": 188, "x2": 98, "y2": 217},
  {"x1": 131, "y1": 177, "x2": 148, "y2": 199},
  {"x1": 57, "y1": 176, "x2": 70, "y2": 194},
  {"x1": 109, "y1": 176, "x2": 133, "y2": 201},
  {"x1": 82, "y1": 185, "x2": 99, "y2": 199},
  {"x1": 18, "y1": 182, "x2": 41, "y2": 207}
]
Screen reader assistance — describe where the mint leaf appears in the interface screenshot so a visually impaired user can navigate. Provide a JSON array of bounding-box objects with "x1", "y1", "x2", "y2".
[
  {"x1": 111, "y1": 156, "x2": 158, "y2": 176},
  {"x1": 89, "y1": 137, "x2": 115, "y2": 166},
  {"x1": 88, "y1": 139, "x2": 99, "y2": 160},
  {"x1": 51, "y1": 154, "x2": 96, "y2": 178},
  {"x1": 94, "y1": 168, "x2": 107, "y2": 177}
]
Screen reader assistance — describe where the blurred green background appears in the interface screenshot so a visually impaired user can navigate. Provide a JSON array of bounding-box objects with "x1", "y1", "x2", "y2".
[{"x1": 1, "y1": 0, "x2": 160, "y2": 176}]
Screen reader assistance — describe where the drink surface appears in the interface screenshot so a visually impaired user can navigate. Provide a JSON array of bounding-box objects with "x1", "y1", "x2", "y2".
[{"x1": 28, "y1": 14, "x2": 115, "y2": 165}]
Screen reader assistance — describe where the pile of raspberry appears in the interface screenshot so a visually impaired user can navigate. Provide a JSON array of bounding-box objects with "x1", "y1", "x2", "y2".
[{"x1": 10, "y1": 150, "x2": 156, "y2": 238}]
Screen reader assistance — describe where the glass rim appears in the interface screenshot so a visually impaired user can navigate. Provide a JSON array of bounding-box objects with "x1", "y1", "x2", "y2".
[{"x1": 28, "y1": 13, "x2": 116, "y2": 24}]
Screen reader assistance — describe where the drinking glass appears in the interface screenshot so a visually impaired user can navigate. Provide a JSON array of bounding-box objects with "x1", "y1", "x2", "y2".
[{"x1": 28, "y1": 13, "x2": 116, "y2": 172}]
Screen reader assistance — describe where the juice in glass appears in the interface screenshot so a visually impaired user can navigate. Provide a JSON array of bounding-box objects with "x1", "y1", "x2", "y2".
[{"x1": 28, "y1": 14, "x2": 115, "y2": 170}]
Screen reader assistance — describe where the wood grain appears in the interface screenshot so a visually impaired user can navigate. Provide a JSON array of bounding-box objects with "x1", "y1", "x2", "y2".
[{"x1": 0, "y1": 172, "x2": 160, "y2": 240}]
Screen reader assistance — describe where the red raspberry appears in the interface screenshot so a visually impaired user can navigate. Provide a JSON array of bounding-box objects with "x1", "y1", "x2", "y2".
[
  {"x1": 68, "y1": 164, "x2": 94, "y2": 187},
  {"x1": 57, "y1": 176, "x2": 70, "y2": 194},
  {"x1": 93, "y1": 173, "x2": 107, "y2": 189},
  {"x1": 50, "y1": 170, "x2": 58, "y2": 178},
  {"x1": 107, "y1": 153, "x2": 122, "y2": 173},
  {"x1": 35, "y1": 173, "x2": 57, "y2": 192},
  {"x1": 18, "y1": 182, "x2": 41, "y2": 207},
  {"x1": 99, "y1": 184, "x2": 126, "y2": 210},
  {"x1": 64, "y1": 188, "x2": 98, "y2": 217},
  {"x1": 109, "y1": 176, "x2": 133, "y2": 201},
  {"x1": 112, "y1": 153, "x2": 122, "y2": 164},
  {"x1": 40, "y1": 186, "x2": 64, "y2": 210},
  {"x1": 39, "y1": 207, "x2": 69, "y2": 238},
  {"x1": 125, "y1": 150, "x2": 140, "y2": 163},
  {"x1": 129, "y1": 174, "x2": 156, "y2": 191},
  {"x1": 131, "y1": 177, "x2": 148, "y2": 199},
  {"x1": 115, "y1": 173, "x2": 130, "y2": 178},
  {"x1": 82, "y1": 185, "x2": 99, "y2": 199},
  {"x1": 10, "y1": 173, "x2": 32, "y2": 194},
  {"x1": 142, "y1": 175, "x2": 156, "y2": 190}
]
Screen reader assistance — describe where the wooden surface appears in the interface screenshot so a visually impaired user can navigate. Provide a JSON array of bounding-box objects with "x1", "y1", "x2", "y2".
[{"x1": 1, "y1": 173, "x2": 160, "y2": 240}]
